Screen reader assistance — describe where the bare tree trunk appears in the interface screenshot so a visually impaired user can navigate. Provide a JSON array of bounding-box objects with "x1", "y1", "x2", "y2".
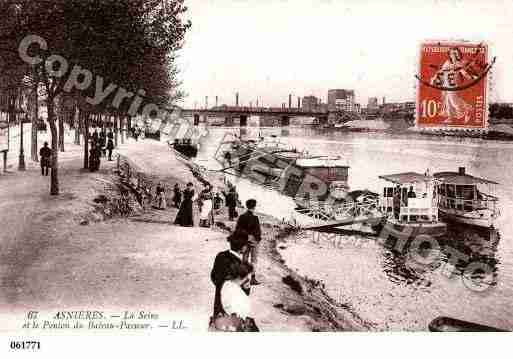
[
  {"x1": 57, "y1": 96, "x2": 65, "y2": 152},
  {"x1": 30, "y1": 80, "x2": 39, "y2": 162},
  {"x1": 83, "y1": 111, "x2": 89, "y2": 170},
  {"x1": 74, "y1": 103, "x2": 80, "y2": 145},
  {"x1": 120, "y1": 116, "x2": 125, "y2": 144},
  {"x1": 47, "y1": 98, "x2": 59, "y2": 195}
]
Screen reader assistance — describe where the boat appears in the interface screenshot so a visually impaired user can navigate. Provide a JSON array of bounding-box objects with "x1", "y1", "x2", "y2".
[
  {"x1": 289, "y1": 156, "x2": 350, "y2": 201},
  {"x1": 434, "y1": 167, "x2": 500, "y2": 228},
  {"x1": 429, "y1": 316, "x2": 507, "y2": 332},
  {"x1": 170, "y1": 138, "x2": 199, "y2": 159},
  {"x1": 377, "y1": 171, "x2": 447, "y2": 237}
]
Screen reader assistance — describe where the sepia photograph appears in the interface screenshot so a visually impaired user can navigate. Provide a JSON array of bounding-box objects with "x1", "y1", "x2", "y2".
[{"x1": 0, "y1": 0, "x2": 511, "y2": 356}]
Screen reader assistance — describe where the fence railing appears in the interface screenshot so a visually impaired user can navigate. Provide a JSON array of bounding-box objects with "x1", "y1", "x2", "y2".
[{"x1": 116, "y1": 154, "x2": 154, "y2": 209}]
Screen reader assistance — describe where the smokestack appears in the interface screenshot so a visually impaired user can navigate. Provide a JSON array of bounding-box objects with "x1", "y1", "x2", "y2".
[
  {"x1": 250, "y1": 101, "x2": 252, "y2": 108},
  {"x1": 458, "y1": 167, "x2": 466, "y2": 175},
  {"x1": 236, "y1": 92, "x2": 239, "y2": 107},
  {"x1": 215, "y1": 96, "x2": 218, "y2": 108},
  {"x1": 297, "y1": 97, "x2": 301, "y2": 109},
  {"x1": 289, "y1": 94, "x2": 292, "y2": 108},
  {"x1": 205, "y1": 96, "x2": 208, "y2": 109},
  {"x1": 256, "y1": 98, "x2": 259, "y2": 108}
]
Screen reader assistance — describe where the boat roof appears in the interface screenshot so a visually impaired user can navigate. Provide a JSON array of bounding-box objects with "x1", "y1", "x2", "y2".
[
  {"x1": 379, "y1": 172, "x2": 433, "y2": 185},
  {"x1": 295, "y1": 157, "x2": 348, "y2": 168},
  {"x1": 433, "y1": 172, "x2": 499, "y2": 185}
]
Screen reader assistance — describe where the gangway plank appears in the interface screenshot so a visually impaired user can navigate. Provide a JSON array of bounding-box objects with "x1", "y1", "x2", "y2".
[{"x1": 298, "y1": 215, "x2": 384, "y2": 231}]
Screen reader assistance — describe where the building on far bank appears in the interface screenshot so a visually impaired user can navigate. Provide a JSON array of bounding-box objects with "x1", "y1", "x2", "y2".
[
  {"x1": 328, "y1": 89, "x2": 355, "y2": 112},
  {"x1": 302, "y1": 95, "x2": 319, "y2": 111},
  {"x1": 368, "y1": 97, "x2": 379, "y2": 111},
  {"x1": 381, "y1": 101, "x2": 415, "y2": 119}
]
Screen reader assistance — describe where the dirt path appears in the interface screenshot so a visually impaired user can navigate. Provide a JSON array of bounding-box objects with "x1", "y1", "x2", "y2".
[{"x1": 0, "y1": 139, "x2": 326, "y2": 331}]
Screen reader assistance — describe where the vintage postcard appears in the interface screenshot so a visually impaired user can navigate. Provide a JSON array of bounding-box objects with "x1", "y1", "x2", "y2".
[{"x1": 0, "y1": 0, "x2": 511, "y2": 357}]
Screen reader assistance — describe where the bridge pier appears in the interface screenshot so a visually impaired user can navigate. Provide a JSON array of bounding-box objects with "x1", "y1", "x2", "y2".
[
  {"x1": 225, "y1": 117, "x2": 234, "y2": 126},
  {"x1": 317, "y1": 116, "x2": 328, "y2": 127},
  {"x1": 281, "y1": 115, "x2": 290, "y2": 127},
  {"x1": 240, "y1": 115, "x2": 248, "y2": 127}
]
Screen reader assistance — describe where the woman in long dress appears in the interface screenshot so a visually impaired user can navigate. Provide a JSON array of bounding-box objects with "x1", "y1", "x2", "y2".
[
  {"x1": 174, "y1": 182, "x2": 194, "y2": 226},
  {"x1": 199, "y1": 185, "x2": 213, "y2": 227},
  {"x1": 156, "y1": 182, "x2": 166, "y2": 210}
]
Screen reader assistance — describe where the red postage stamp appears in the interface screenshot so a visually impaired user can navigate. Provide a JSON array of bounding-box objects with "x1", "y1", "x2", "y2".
[{"x1": 416, "y1": 41, "x2": 491, "y2": 130}]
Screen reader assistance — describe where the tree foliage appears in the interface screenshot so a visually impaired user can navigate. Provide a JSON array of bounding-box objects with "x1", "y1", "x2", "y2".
[{"x1": 0, "y1": 0, "x2": 191, "y2": 194}]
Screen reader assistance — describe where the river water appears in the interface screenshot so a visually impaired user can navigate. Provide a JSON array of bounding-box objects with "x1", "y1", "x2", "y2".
[{"x1": 195, "y1": 126, "x2": 513, "y2": 331}]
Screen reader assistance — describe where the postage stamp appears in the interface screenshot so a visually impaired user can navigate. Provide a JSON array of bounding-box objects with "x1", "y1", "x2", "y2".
[{"x1": 415, "y1": 41, "x2": 491, "y2": 130}]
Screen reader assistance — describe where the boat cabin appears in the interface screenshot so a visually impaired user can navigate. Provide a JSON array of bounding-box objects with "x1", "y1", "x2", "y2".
[
  {"x1": 434, "y1": 167, "x2": 499, "y2": 227},
  {"x1": 379, "y1": 172, "x2": 439, "y2": 223},
  {"x1": 286, "y1": 157, "x2": 349, "y2": 200}
]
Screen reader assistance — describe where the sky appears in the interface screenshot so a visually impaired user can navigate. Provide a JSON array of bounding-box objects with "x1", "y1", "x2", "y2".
[{"x1": 177, "y1": 0, "x2": 513, "y2": 108}]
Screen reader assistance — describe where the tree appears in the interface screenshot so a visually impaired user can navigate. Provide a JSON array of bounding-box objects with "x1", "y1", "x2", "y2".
[{"x1": 0, "y1": 0, "x2": 191, "y2": 194}]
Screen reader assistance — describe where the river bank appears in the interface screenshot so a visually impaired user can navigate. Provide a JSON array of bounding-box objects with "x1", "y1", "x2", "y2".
[
  {"x1": 118, "y1": 140, "x2": 367, "y2": 331},
  {"x1": 0, "y1": 136, "x2": 366, "y2": 331}
]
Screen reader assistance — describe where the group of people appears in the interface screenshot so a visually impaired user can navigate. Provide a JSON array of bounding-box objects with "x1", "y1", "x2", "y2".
[
  {"x1": 172, "y1": 182, "x2": 239, "y2": 228},
  {"x1": 130, "y1": 126, "x2": 143, "y2": 141},
  {"x1": 209, "y1": 198, "x2": 263, "y2": 331},
  {"x1": 89, "y1": 129, "x2": 115, "y2": 172}
]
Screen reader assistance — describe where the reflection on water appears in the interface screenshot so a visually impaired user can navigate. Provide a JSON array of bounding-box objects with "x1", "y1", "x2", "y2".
[{"x1": 378, "y1": 226, "x2": 500, "y2": 291}]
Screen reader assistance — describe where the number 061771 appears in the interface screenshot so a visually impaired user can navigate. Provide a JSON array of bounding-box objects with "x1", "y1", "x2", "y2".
[{"x1": 10, "y1": 341, "x2": 41, "y2": 350}]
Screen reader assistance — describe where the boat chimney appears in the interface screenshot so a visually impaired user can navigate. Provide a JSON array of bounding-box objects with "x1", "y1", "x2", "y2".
[{"x1": 458, "y1": 167, "x2": 466, "y2": 175}]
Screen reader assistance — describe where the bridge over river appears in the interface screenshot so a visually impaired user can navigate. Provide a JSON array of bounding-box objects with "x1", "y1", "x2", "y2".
[{"x1": 179, "y1": 106, "x2": 361, "y2": 127}]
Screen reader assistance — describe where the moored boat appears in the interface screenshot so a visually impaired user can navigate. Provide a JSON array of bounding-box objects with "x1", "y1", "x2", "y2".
[
  {"x1": 378, "y1": 171, "x2": 447, "y2": 237},
  {"x1": 429, "y1": 316, "x2": 507, "y2": 332},
  {"x1": 434, "y1": 167, "x2": 500, "y2": 228}
]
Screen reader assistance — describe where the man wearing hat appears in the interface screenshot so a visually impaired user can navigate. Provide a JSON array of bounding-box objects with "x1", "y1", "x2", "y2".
[{"x1": 210, "y1": 230, "x2": 251, "y2": 317}]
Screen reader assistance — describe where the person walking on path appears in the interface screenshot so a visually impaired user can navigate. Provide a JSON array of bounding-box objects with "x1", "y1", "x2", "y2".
[
  {"x1": 99, "y1": 130, "x2": 106, "y2": 157},
  {"x1": 173, "y1": 183, "x2": 182, "y2": 208},
  {"x1": 155, "y1": 182, "x2": 167, "y2": 210},
  {"x1": 235, "y1": 199, "x2": 262, "y2": 285},
  {"x1": 39, "y1": 142, "x2": 52, "y2": 176},
  {"x1": 210, "y1": 230, "x2": 250, "y2": 317},
  {"x1": 107, "y1": 137, "x2": 114, "y2": 161},
  {"x1": 224, "y1": 186, "x2": 239, "y2": 221},
  {"x1": 174, "y1": 182, "x2": 194, "y2": 227},
  {"x1": 199, "y1": 184, "x2": 213, "y2": 227}
]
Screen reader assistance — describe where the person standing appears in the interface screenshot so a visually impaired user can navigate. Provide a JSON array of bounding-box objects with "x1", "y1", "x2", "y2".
[
  {"x1": 99, "y1": 130, "x2": 106, "y2": 157},
  {"x1": 235, "y1": 199, "x2": 262, "y2": 285},
  {"x1": 174, "y1": 182, "x2": 194, "y2": 227},
  {"x1": 199, "y1": 184, "x2": 213, "y2": 227},
  {"x1": 210, "y1": 230, "x2": 250, "y2": 317},
  {"x1": 173, "y1": 183, "x2": 182, "y2": 208},
  {"x1": 224, "y1": 186, "x2": 239, "y2": 221},
  {"x1": 39, "y1": 142, "x2": 52, "y2": 176},
  {"x1": 107, "y1": 137, "x2": 114, "y2": 161},
  {"x1": 91, "y1": 129, "x2": 99, "y2": 144},
  {"x1": 156, "y1": 182, "x2": 166, "y2": 210}
]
